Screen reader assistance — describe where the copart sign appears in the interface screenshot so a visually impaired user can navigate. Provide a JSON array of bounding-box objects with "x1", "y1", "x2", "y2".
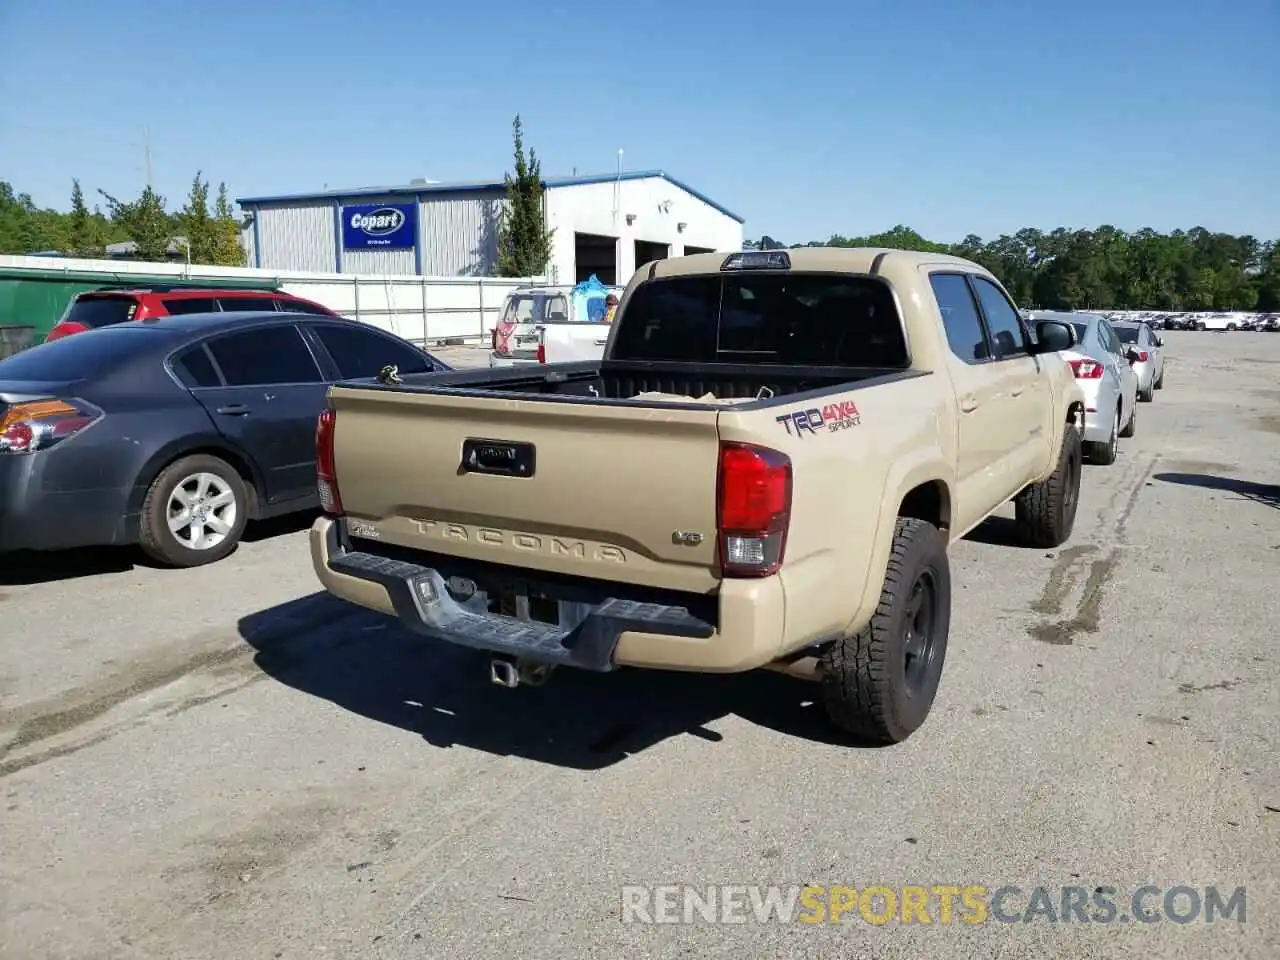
[{"x1": 341, "y1": 202, "x2": 417, "y2": 250}]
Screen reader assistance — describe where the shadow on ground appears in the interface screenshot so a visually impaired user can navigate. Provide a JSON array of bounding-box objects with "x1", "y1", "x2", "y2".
[
  {"x1": 0, "y1": 512, "x2": 319, "y2": 586},
  {"x1": 1153, "y1": 472, "x2": 1280, "y2": 510},
  {"x1": 238, "y1": 592, "x2": 868, "y2": 769},
  {"x1": 961, "y1": 515, "x2": 1040, "y2": 548}
]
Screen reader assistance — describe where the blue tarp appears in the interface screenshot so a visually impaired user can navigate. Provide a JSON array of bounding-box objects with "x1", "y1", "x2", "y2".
[{"x1": 572, "y1": 274, "x2": 610, "y2": 323}]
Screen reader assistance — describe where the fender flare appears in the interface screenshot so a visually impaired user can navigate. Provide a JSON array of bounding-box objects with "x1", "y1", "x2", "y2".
[
  {"x1": 846, "y1": 453, "x2": 954, "y2": 635},
  {"x1": 124, "y1": 433, "x2": 268, "y2": 519}
]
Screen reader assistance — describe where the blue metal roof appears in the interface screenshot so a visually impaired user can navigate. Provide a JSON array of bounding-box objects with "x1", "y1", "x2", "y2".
[{"x1": 236, "y1": 170, "x2": 745, "y2": 224}]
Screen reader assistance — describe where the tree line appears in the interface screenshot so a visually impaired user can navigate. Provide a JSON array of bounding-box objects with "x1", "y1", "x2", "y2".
[
  {"x1": 0, "y1": 174, "x2": 245, "y2": 266},
  {"x1": 745, "y1": 224, "x2": 1280, "y2": 312}
]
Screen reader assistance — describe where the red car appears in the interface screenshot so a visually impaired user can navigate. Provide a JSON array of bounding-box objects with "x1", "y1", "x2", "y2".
[{"x1": 45, "y1": 286, "x2": 339, "y2": 342}]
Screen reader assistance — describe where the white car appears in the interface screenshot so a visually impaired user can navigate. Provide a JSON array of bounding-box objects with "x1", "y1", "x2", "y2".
[
  {"x1": 488, "y1": 284, "x2": 621, "y2": 368},
  {"x1": 1030, "y1": 311, "x2": 1139, "y2": 465}
]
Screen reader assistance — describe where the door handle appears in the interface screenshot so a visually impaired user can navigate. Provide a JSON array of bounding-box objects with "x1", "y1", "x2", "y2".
[
  {"x1": 216, "y1": 404, "x2": 251, "y2": 416},
  {"x1": 593, "y1": 338, "x2": 608, "y2": 346},
  {"x1": 960, "y1": 394, "x2": 980, "y2": 413}
]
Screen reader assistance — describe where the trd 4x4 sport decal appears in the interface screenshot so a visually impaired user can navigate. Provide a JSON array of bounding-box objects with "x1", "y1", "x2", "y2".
[{"x1": 776, "y1": 401, "x2": 861, "y2": 438}]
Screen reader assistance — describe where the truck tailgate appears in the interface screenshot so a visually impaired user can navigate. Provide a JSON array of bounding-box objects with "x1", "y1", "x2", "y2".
[{"x1": 328, "y1": 386, "x2": 723, "y2": 593}]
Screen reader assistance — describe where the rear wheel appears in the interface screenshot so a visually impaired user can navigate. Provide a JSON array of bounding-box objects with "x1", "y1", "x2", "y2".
[
  {"x1": 1015, "y1": 423, "x2": 1082, "y2": 548},
  {"x1": 1139, "y1": 379, "x2": 1155, "y2": 402},
  {"x1": 1087, "y1": 407, "x2": 1120, "y2": 465},
  {"x1": 820, "y1": 518, "x2": 950, "y2": 745},
  {"x1": 138, "y1": 454, "x2": 248, "y2": 567}
]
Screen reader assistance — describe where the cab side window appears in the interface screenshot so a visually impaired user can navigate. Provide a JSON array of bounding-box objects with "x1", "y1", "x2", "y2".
[
  {"x1": 971, "y1": 277, "x2": 1028, "y2": 360},
  {"x1": 929, "y1": 273, "x2": 990, "y2": 362}
]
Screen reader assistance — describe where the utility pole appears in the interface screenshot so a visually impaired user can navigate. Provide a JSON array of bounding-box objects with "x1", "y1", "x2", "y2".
[{"x1": 144, "y1": 125, "x2": 153, "y2": 187}]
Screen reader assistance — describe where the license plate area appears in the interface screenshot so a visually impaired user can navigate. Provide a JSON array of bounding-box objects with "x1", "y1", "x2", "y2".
[{"x1": 495, "y1": 582, "x2": 562, "y2": 624}]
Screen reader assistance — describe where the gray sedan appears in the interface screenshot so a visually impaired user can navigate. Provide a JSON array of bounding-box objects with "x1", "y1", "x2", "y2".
[{"x1": 1112, "y1": 320, "x2": 1166, "y2": 401}]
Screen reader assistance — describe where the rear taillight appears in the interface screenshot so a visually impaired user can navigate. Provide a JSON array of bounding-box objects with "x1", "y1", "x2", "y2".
[
  {"x1": 1068, "y1": 359, "x2": 1104, "y2": 379},
  {"x1": 0, "y1": 399, "x2": 102, "y2": 455},
  {"x1": 491, "y1": 328, "x2": 498, "y2": 351},
  {"x1": 716, "y1": 442, "x2": 792, "y2": 578},
  {"x1": 536, "y1": 341, "x2": 546, "y2": 364},
  {"x1": 316, "y1": 409, "x2": 343, "y2": 516},
  {"x1": 1134, "y1": 350, "x2": 1149, "y2": 362}
]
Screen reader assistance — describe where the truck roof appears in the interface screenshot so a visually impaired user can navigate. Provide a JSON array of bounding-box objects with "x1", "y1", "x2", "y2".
[{"x1": 646, "y1": 246, "x2": 988, "y2": 279}]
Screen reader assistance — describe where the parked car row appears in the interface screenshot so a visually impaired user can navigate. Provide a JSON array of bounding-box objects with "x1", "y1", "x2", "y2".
[{"x1": 1104, "y1": 310, "x2": 1279, "y2": 332}]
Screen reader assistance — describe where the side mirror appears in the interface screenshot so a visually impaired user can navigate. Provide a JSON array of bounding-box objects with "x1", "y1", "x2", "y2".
[
  {"x1": 1125, "y1": 348, "x2": 1141, "y2": 364},
  {"x1": 1155, "y1": 337, "x2": 1164, "y2": 347},
  {"x1": 1032, "y1": 320, "x2": 1077, "y2": 353}
]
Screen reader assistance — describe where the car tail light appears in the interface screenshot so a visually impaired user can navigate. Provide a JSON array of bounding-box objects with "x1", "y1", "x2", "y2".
[
  {"x1": 1068, "y1": 358, "x2": 1104, "y2": 379},
  {"x1": 717, "y1": 442, "x2": 792, "y2": 578},
  {"x1": 491, "y1": 328, "x2": 498, "y2": 351},
  {"x1": 1133, "y1": 350, "x2": 1149, "y2": 362},
  {"x1": 0, "y1": 398, "x2": 103, "y2": 455},
  {"x1": 44, "y1": 322, "x2": 86, "y2": 342},
  {"x1": 316, "y1": 409, "x2": 343, "y2": 515},
  {"x1": 536, "y1": 341, "x2": 546, "y2": 364}
]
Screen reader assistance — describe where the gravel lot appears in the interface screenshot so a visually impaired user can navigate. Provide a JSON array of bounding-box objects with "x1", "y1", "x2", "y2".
[{"x1": 2, "y1": 332, "x2": 1278, "y2": 960}]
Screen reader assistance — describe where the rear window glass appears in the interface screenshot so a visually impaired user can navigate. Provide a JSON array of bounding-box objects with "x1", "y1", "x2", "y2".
[
  {"x1": 1114, "y1": 326, "x2": 1140, "y2": 343},
  {"x1": 0, "y1": 326, "x2": 156, "y2": 380},
  {"x1": 611, "y1": 274, "x2": 909, "y2": 367},
  {"x1": 1070, "y1": 323, "x2": 1090, "y2": 343},
  {"x1": 65, "y1": 296, "x2": 138, "y2": 328},
  {"x1": 162, "y1": 297, "x2": 218, "y2": 315}
]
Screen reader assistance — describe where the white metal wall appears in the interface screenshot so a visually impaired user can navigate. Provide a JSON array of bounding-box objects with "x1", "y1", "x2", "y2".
[
  {"x1": 419, "y1": 190, "x2": 507, "y2": 276},
  {"x1": 543, "y1": 177, "x2": 744, "y2": 285},
  {"x1": 245, "y1": 190, "x2": 508, "y2": 278},
  {"x1": 252, "y1": 201, "x2": 336, "y2": 273}
]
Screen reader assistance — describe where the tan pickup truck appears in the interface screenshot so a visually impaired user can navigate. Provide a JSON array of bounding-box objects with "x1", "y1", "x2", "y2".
[{"x1": 310, "y1": 248, "x2": 1086, "y2": 744}]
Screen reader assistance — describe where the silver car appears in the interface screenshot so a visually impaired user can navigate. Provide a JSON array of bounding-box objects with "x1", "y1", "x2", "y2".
[
  {"x1": 1111, "y1": 320, "x2": 1166, "y2": 401},
  {"x1": 1029, "y1": 311, "x2": 1139, "y2": 465}
]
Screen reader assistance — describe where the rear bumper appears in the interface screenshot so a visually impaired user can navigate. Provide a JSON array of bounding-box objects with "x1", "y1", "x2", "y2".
[
  {"x1": 0, "y1": 454, "x2": 136, "y2": 553},
  {"x1": 488, "y1": 353, "x2": 539, "y2": 369},
  {"x1": 310, "y1": 516, "x2": 788, "y2": 673}
]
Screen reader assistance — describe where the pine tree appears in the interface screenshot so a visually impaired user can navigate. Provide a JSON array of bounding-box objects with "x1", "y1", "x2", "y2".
[
  {"x1": 180, "y1": 172, "x2": 216, "y2": 264},
  {"x1": 98, "y1": 185, "x2": 171, "y2": 261},
  {"x1": 211, "y1": 182, "x2": 245, "y2": 266},
  {"x1": 68, "y1": 179, "x2": 102, "y2": 258},
  {"x1": 496, "y1": 115, "x2": 553, "y2": 278}
]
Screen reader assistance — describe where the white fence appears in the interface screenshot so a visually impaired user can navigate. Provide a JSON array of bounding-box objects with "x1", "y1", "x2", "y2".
[{"x1": 1, "y1": 255, "x2": 543, "y2": 345}]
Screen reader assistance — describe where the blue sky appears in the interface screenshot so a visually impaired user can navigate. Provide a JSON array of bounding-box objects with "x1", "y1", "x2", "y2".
[{"x1": 1, "y1": 0, "x2": 1276, "y2": 244}]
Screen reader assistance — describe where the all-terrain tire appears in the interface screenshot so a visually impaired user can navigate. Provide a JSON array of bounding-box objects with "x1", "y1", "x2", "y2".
[
  {"x1": 138, "y1": 454, "x2": 249, "y2": 568},
  {"x1": 1014, "y1": 423, "x2": 1082, "y2": 548},
  {"x1": 820, "y1": 518, "x2": 951, "y2": 745},
  {"x1": 1086, "y1": 407, "x2": 1120, "y2": 465}
]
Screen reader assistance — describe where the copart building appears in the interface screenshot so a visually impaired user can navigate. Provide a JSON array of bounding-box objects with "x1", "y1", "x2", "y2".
[{"x1": 236, "y1": 171, "x2": 745, "y2": 285}]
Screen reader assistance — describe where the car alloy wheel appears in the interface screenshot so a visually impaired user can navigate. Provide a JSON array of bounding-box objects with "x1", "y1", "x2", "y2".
[{"x1": 167, "y1": 471, "x2": 238, "y2": 551}]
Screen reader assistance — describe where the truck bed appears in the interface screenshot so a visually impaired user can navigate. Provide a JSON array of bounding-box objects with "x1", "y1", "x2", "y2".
[{"x1": 362, "y1": 359, "x2": 922, "y2": 408}]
